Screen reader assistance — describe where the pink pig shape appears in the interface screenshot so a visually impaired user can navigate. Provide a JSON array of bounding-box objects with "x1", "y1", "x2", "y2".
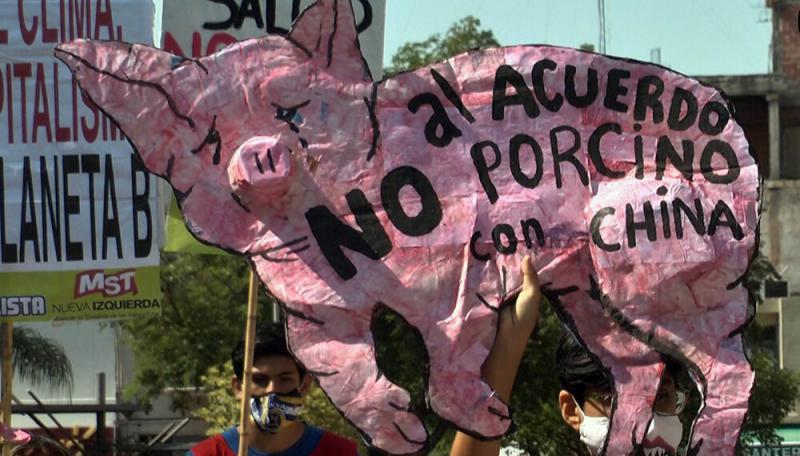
[{"x1": 55, "y1": 0, "x2": 759, "y2": 454}]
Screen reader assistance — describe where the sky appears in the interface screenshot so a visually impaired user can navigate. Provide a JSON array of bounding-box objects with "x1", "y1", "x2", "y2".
[{"x1": 382, "y1": 0, "x2": 773, "y2": 77}]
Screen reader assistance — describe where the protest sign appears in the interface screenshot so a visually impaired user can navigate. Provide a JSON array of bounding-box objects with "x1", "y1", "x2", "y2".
[
  {"x1": 160, "y1": 0, "x2": 385, "y2": 253},
  {"x1": 55, "y1": 0, "x2": 760, "y2": 453},
  {"x1": 0, "y1": 0, "x2": 161, "y2": 321}
]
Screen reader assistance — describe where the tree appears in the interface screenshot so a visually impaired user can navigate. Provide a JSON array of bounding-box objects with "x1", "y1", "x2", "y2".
[
  {"x1": 191, "y1": 362, "x2": 238, "y2": 434},
  {"x1": 738, "y1": 348, "x2": 799, "y2": 450},
  {"x1": 736, "y1": 248, "x2": 800, "y2": 451},
  {"x1": 5, "y1": 327, "x2": 73, "y2": 391},
  {"x1": 121, "y1": 252, "x2": 274, "y2": 410},
  {"x1": 385, "y1": 16, "x2": 499, "y2": 75}
]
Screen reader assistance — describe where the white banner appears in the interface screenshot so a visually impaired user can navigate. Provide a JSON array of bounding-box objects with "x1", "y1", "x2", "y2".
[{"x1": 0, "y1": 0, "x2": 159, "y2": 273}]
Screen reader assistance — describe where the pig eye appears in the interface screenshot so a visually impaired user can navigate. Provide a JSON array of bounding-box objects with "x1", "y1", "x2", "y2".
[
  {"x1": 272, "y1": 100, "x2": 310, "y2": 125},
  {"x1": 276, "y1": 107, "x2": 296, "y2": 121}
]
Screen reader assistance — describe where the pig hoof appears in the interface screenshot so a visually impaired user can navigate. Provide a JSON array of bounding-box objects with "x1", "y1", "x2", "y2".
[
  {"x1": 385, "y1": 410, "x2": 427, "y2": 454},
  {"x1": 479, "y1": 395, "x2": 512, "y2": 438}
]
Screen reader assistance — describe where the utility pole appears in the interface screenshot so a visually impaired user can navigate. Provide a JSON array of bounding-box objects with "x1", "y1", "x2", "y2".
[
  {"x1": 598, "y1": 0, "x2": 606, "y2": 54},
  {"x1": 650, "y1": 48, "x2": 661, "y2": 65}
]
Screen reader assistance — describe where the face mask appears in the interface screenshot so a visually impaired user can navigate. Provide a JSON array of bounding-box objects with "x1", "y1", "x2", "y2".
[
  {"x1": 249, "y1": 391, "x2": 304, "y2": 433},
  {"x1": 574, "y1": 399, "x2": 609, "y2": 456},
  {"x1": 641, "y1": 414, "x2": 683, "y2": 455}
]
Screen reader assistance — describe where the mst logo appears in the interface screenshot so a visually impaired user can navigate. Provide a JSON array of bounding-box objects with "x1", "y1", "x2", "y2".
[{"x1": 74, "y1": 269, "x2": 138, "y2": 298}]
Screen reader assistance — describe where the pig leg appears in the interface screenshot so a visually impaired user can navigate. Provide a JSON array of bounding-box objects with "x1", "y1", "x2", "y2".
[
  {"x1": 423, "y1": 303, "x2": 513, "y2": 439},
  {"x1": 577, "y1": 333, "x2": 662, "y2": 455},
  {"x1": 563, "y1": 289, "x2": 662, "y2": 454},
  {"x1": 285, "y1": 310, "x2": 429, "y2": 453},
  {"x1": 682, "y1": 334, "x2": 753, "y2": 455},
  {"x1": 604, "y1": 360, "x2": 664, "y2": 454}
]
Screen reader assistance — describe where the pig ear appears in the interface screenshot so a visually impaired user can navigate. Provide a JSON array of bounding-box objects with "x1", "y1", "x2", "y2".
[
  {"x1": 288, "y1": 0, "x2": 372, "y2": 82},
  {"x1": 54, "y1": 40, "x2": 208, "y2": 180},
  {"x1": 54, "y1": 40, "x2": 265, "y2": 254}
]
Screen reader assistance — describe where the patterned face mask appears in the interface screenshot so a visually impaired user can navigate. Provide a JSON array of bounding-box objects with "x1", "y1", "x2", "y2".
[{"x1": 249, "y1": 390, "x2": 304, "y2": 433}]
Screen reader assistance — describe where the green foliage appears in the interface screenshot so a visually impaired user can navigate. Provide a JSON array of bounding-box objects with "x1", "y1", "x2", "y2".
[
  {"x1": 7, "y1": 327, "x2": 73, "y2": 391},
  {"x1": 121, "y1": 252, "x2": 274, "y2": 410},
  {"x1": 193, "y1": 362, "x2": 238, "y2": 434},
  {"x1": 736, "y1": 321, "x2": 800, "y2": 451},
  {"x1": 385, "y1": 16, "x2": 499, "y2": 75}
]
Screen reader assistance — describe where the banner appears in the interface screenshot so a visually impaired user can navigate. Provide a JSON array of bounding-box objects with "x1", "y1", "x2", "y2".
[
  {"x1": 160, "y1": 0, "x2": 385, "y2": 254},
  {"x1": 1, "y1": 266, "x2": 160, "y2": 320},
  {"x1": 0, "y1": 0, "x2": 161, "y2": 321}
]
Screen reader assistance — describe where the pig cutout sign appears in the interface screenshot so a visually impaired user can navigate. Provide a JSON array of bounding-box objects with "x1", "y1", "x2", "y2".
[{"x1": 55, "y1": 0, "x2": 759, "y2": 453}]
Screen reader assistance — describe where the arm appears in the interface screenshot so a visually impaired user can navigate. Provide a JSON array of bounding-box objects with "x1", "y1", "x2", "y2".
[{"x1": 449, "y1": 256, "x2": 541, "y2": 456}]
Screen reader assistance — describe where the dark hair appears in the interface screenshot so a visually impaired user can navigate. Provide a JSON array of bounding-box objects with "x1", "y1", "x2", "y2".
[
  {"x1": 662, "y1": 355, "x2": 685, "y2": 385},
  {"x1": 231, "y1": 321, "x2": 306, "y2": 380},
  {"x1": 554, "y1": 330, "x2": 612, "y2": 405}
]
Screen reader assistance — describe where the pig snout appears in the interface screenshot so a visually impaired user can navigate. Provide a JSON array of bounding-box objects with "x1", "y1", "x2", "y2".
[{"x1": 228, "y1": 137, "x2": 295, "y2": 208}]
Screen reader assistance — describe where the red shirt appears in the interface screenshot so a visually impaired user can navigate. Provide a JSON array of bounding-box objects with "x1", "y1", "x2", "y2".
[{"x1": 188, "y1": 425, "x2": 359, "y2": 456}]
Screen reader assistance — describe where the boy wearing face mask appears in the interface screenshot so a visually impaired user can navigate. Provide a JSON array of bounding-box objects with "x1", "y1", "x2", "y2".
[
  {"x1": 187, "y1": 323, "x2": 359, "y2": 456},
  {"x1": 555, "y1": 331, "x2": 687, "y2": 456}
]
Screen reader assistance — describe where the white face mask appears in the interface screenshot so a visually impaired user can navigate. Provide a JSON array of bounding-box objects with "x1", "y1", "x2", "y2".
[
  {"x1": 641, "y1": 414, "x2": 683, "y2": 455},
  {"x1": 574, "y1": 399, "x2": 609, "y2": 456}
]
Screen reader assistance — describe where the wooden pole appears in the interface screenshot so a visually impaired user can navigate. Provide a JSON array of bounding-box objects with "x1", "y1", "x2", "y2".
[
  {"x1": 238, "y1": 269, "x2": 259, "y2": 456},
  {"x1": 2, "y1": 322, "x2": 13, "y2": 456}
]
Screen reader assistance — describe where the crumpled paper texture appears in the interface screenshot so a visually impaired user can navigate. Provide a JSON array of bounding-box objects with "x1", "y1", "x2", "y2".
[{"x1": 54, "y1": 0, "x2": 759, "y2": 454}]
